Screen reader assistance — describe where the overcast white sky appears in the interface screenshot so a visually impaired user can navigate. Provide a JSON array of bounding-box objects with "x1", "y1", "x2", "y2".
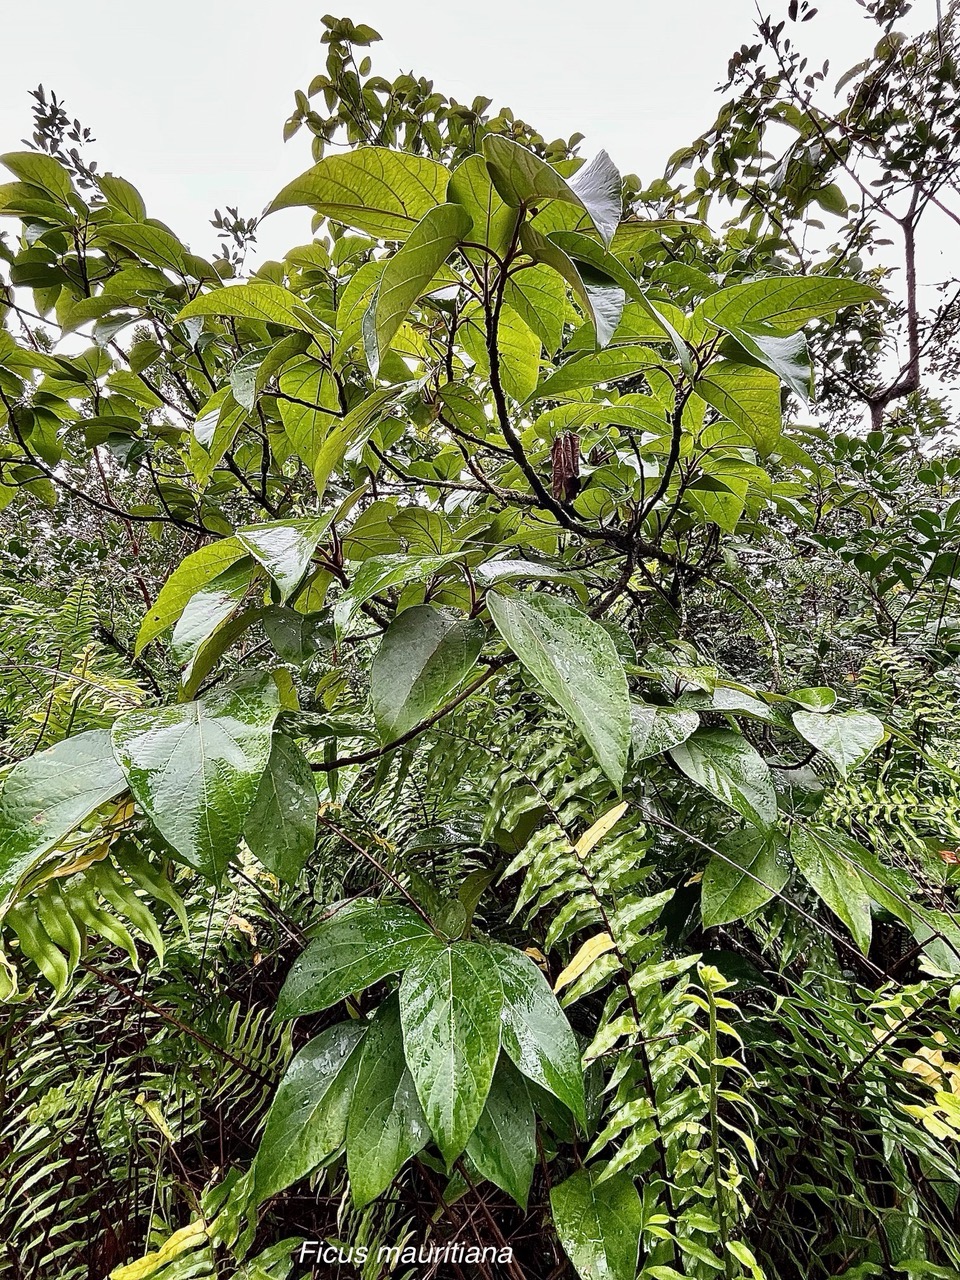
[{"x1": 0, "y1": 0, "x2": 939, "y2": 265}]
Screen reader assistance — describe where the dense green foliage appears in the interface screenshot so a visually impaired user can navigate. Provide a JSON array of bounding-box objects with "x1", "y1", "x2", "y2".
[{"x1": 2, "y1": 5, "x2": 960, "y2": 1278}]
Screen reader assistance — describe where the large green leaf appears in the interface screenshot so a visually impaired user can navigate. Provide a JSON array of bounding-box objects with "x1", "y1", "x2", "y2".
[
  {"x1": 368, "y1": 203, "x2": 470, "y2": 374},
  {"x1": 670, "y1": 729, "x2": 778, "y2": 830},
  {"x1": 236, "y1": 515, "x2": 335, "y2": 602},
  {"x1": 721, "y1": 325, "x2": 813, "y2": 401},
  {"x1": 465, "y1": 1058, "x2": 536, "y2": 1209},
  {"x1": 346, "y1": 997, "x2": 430, "y2": 1208},
  {"x1": 630, "y1": 703, "x2": 700, "y2": 761},
  {"x1": 790, "y1": 824, "x2": 872, "y2": 954},
  {"x1": 488, "y1": 590, "x2": 631, "y2": 789},
  {"x1": 504, "y1": 262, "x2": 569, "y2": 353},
  {"x1": 370, "y1": 605, "x2": 483, "y2": 742},
  {"x1": 519, "y1": 224, "x2": 624, "y2": 349},
  {"x1": 243, "y1": 734, "x2": 318, "y2": 883},
  {"x1": 447, "y1": 153, "x2": 516, "y2": 260},
  {"x1": 251, "y1": 1020, "x2": 367, "y2": 1204},
  {"x1": 333, "y1": 551, "x2": 465, "y2": 636},
  {"x1": 136, "y1": 538, "x2": 247, "y2": 654},
  {"x1": 276, "y1": 356, "x2": 340, "y2": 473},
  {"x1": 701, "y1": 829, "x2": 790, "y2": 926},
  {"x1": 532, "y1": 345, "x2": 660, "y2": 399},
  {"x1": 399, "y1": 941, "x2": 504, "y2": 1164},
  {"x1": 482, "y1": 136, "x2": 621, "y2": 246},
  {"x1": 0, "y1": 151, "x2": 73, "y2": 203},
  {"x1": 177, "y1": 283, "x2": 326, "y2": 333},
  {"x1": 112, "y1": 672, "x2": 281, "y2": 881},
  {"x1": 491, "y1": 943, "x2": 586, "y2": 1126},
  {"x1": 791, "y1": 709, "x2": 885, "y2": 777},
  {"x1": 277, "y1": 898, "x2": 439, "y2": 1018},
  {"x1": 170, "y1": 559, "x2": 254, "y2": 667},
  {"x1": 550, "y1": 1167, "x2": 643, "y2": 1280},
  {"x1": 266, "y1": 148, "x2": 450, "y2": 239},
  {"x1": 699, "y1": 276, "x2": 881, "y2": 332},
  {"x1": 694, "y1": 361, "x2": 782, "y2": 456},
  {"x1": 0, "y1": 731, "x2": 127, "y2": 910}
]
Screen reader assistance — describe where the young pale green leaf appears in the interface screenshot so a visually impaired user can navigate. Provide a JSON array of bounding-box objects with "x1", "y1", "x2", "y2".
[
  {"x1": 694, "y1": 361, "x2": 782, "y2": 456},
  {"x1": 0, "y1": 731, "x2": 127, "y2": 910},
  {"x1": 504, "y1": 262, "x2": 569, "y2": 353},
  {"x1": 370, "y1": 606, "x2": 483, "y2": 742},
  {"x1": 488, "y1": 591, "x2": 631, "y2": 790},
  {"x1": 491, "y1": 943, "x2": 586, "y2": 1126},
  {"x1": 465, "y1": 1059, "x2": 536, "y2": 1209},
  {"x1": 670, "y1": 729, "x2": 778, "y2": 830},
  {"x1": 482, "y1": 136, "x2": 621, "y2": 247},
  {"x1": 369, "y1": 203, "x2": 471, "y2": 375},
  {"x1": 334, "y1": 551, "x2": 465, "y2": 636},
  {"x1": 698, "y1": 276, "x2": 881, "y2": 332},
  {"x1": 790, "y1": 824, "x2": 873, "y2": 954},
  {"x1": 236, "y1": 515, "x2": 336, "y2": 601},
  {"x1": 243, "y1": 734, "x2": 318, "y2": 883},
  {"x1": 447, "y1": 153, "x2": 516, "y2": 260},
  {"x1": 531, "y1": 345, "x2": 660, "y2": 400},
  {"x1": 399, "y1": 941, "x2": 504, "y2": 1165},
  {"x1": 792, "y1": 709, "x2": 885, "y2": 777},
  {"x1": 277, "y1": 898, "x2": 440, "y2": 1018},
  {"x1": 631, "y1": 703, "x2": 700, "y2": 762},
  {"x1": 0, "y1": 151, "x2": 73, "y2": 203},
  {"x1": 346, "y1": 997, "x2": 430, "y2": 1209},
  {"x1": 112, "y1": 672, "x2": 281, "y2": 881},
  {"x1": 550, "y1": 1167, "x2": 643, "y2": 1280},
  {"x1": 701, "y1": 829, "x2": 790, "y2": 926},
  {"x1": 170, "y1": 559, "x2": 254, "y2": 667},
  {"x1": 266, "y1": 148, "x2": 451, "y2": 239},
  {"x1": 251, "y1": 1020, "x2": 367, "y2": 1204},
  {"x1": 177, "y1": 283, "x2": 327, "y2": 333},
  {"x1": 136, "y1": 538, "x2": 247, "y2": 655}
]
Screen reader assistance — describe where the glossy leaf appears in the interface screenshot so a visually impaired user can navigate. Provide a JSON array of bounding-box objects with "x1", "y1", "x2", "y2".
[
  {"x1": 670, "y1": 729, "x2": 778, "y2": 830},
  {"x1": 251, "y1": 1020, "x2": 366, "y2": 1204},
  {"x1": 519, "y1": 224, "x2": 624, "y2": 348},
  {"x1": 550, "y1": 1167, "x2": 643, "y2": 1280},
  {"x1": 701, "y1": 829, "x2": 790, "y2": 926},
  {"x1": 136, "y1": 538, "x2": 247, "y2": 655},
  {"x1": 722, "y1": 325, "x2": 813, "y2": 401},
  {"x1": 346, "y1": 997, "x2": 430, "y2": 1208},
  {"x1": 170, "y1": 559, "x2": 254, "y2": 667},
  {"x1": 244, "y1": 734, "x2": 318, "y2": 883},
  {"x1": 237, "y1": 515, "x2": 335, "y2": 601},
  {"x1": 112, "y1": 672, "x2": 281, "y2": 881},
  {"x1": 630, "y1": 703, "x2": 700, "y2": 761},
  {"x1": 370, "y1": 605, "x2": 483, "y2": 742},
  {"x1": 792, "y1": 709, "x2": 885, "y2": 777},
  {"x1": 0, "y1": 731, "x2": 127, "y2": 909},
  {"x1": 465, "y1": 1059, "x2": 536, "y2": 1209},
  {"x1": 488, "y1": 590, "x2": 631, "y2": 789},
  {"x1": 368, "y1": 203, "x2": 470, "y2": 374},
  {"x1": 790, "y1": 824, "x2": 872, "y2": 954},
  {"x1": 333, "y1": 551, "x2": 464, "y2": 636},
  {"x1": 399, "y1": 941, "x2": 504, "y2": 1164},
  {"x1": 266, "y1": 148, "x2": 450, "y2": 239},
  {"x1": 277, "y1": 898, "x2": 439, "y2": 1018},
  {"x1": 491, "y1": 943, "x2": 586, "y2": 1126}
]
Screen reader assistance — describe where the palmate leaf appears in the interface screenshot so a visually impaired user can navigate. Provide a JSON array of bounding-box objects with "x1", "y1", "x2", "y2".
[
  {"x1": 277, "y1": 898, "x2": 439, "y2": 1018},
  {"x1": 399, "y1": 940, "x2": 504, "y2": 1164},
  {"x1": 488, "y1": 590, "x2": 631, "y2": 789},
  {"x1": 111, "y1": 671, "x2": 281, "y2": 881},
  {"x1": 266, "y1": 147, "x2": 450, "y2": 239},
  {"x1": 0, "y1": 730, "x2": 127, "y2": 910}
]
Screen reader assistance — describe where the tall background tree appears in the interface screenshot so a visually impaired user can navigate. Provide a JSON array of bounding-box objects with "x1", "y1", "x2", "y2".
[{"x1": 1, "y1": 6, "x2": 959, "y2": 1279}]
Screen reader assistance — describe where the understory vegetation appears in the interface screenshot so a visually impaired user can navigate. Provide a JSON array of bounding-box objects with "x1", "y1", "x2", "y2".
[{"x1": 2, "y1": 3, "x2": 960, "y2": 1277}]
